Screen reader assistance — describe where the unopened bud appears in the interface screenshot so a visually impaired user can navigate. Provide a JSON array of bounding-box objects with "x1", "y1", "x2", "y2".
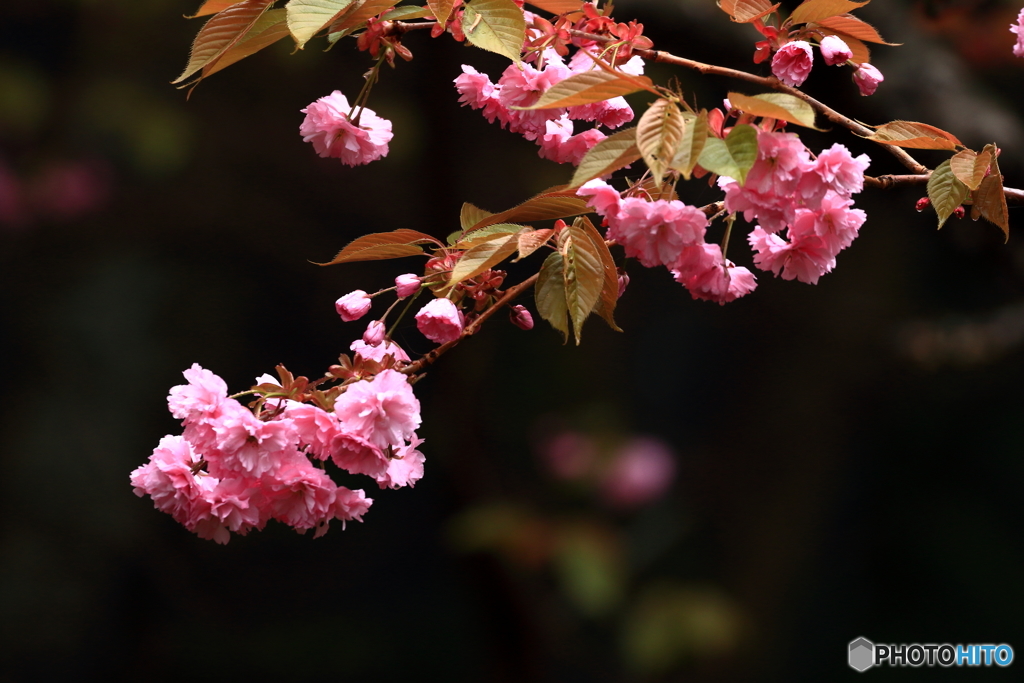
[
  {"x1": 954, "y1": 205, "x2": 965, "y2": 219},
  {"x1": 336, "y1": 290, "x2": 372, "y2": 321},
  {"x1": 363, "y1": 320, "x2": 386, "y2": 346},
  {"x1": 510, "y1": 304, "x2": 534, "y2": 330},
  {"x1": 395, "y1": 273, "x2": 421, "y2": 299},
  {"x1": 915, "y1": 197, "x2": 931, "y2": 212},
  {"x1": 617, "y1": 268, "x2": 630, "y2": 299}
]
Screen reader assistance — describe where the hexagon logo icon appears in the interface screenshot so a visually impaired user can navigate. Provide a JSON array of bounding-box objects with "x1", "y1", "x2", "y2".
[{"x1": 849, "y1": 637, "x2": 875, "y2": 672}]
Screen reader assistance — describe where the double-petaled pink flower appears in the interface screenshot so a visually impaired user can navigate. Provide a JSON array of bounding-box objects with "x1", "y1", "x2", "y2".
[{"x1": 300, "y1": 91, "x2": 393, "y2": 166}]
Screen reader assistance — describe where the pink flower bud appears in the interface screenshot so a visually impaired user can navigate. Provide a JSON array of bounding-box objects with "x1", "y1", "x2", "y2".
[
  {"x1": 363, "y1": 320, "x2": 386, "y2": 346},
  {"x1": 771, "y1": 40, "x2": 813, "y2": 87},
  {"x1": 509, "y1": 305, "x2": 534, "y2": 330},
  {"x1": 335, "y1": 290, "x2": 372, "y2": 322},
  {"x1": 954, "y1": 206, "x2": 965, "y2": 219},
  {"x1": 819, "y1": 35, "x2": 853, "y2": 66},
  {"x1": 414, "y1": 298, "x2": 464, "y2": 344},
  {"x1": 852, "y1": 63, "x2": 883, "y2": 96},
  {"x1": 617, "y1": 268, "x2": 629, "y2": 299},
  {"x1": 395, "y1": 273, "x2": 421, "y2": 299}
]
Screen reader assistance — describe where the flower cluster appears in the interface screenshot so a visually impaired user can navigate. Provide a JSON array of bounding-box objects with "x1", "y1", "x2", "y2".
[
  {"x1": 577, "y1": 180, "x2": 757, "y2": 305},
  {"x1": 1012, "y1": 9, "x2": 1024, "y2": 58},
  {"x1": 717, "y1": 131, "x2": 870, "y2": 285},
  {"x1": 299, "y1": 91, "x2": 393, "y2": 166},
  {"x1": 455, "y1": 49, "x2": 644, "y2": 165},
  {"x1": 769, "y1": 37, "x2": 882, "y2": 95},
  {"x1": 131, "y1": 362, "x2": 425, "y2": 543}
]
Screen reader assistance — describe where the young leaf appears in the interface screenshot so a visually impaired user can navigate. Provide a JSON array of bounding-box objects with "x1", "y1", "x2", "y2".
[
  {"x1": 454, "y1": 223, "x2": 524, "y2": 248},
  {"x1": 569, "y1": 127, "x2": 640, "y2": 188},
  {"x1": 526, "y1": 0, "x2": 584, "y2": 13},
  {"x1": 514, "y1": 228, "x2": 555, "y2": 261},
  {"x1": 427, "y1": 0, "x2": 455, "y2": 26},
  {"x1": 448, "y1": 232, "x2": 521, "y2": 287},
  {"x1": 927, "y1": 159, "x2": 968, "y2": 229},
  {"x1": 949, "y1": 148, "x2": 991, "y2": 192},
  {"x1": 718, "y1": 0, "x2": 781, "y2": 23},
  {"x1": 536, "y1": 251, "x2": 570, "y2": 342},
  {"x1": 523, "y1": 70, "x2": 655, "y2": 110},
  {"x1": 329, "y1": 0, "x2": 396, "y2": 35},
  {"x1": 316, "y1": 229, "x2": 440, "y2": 265},
  {"x1": 460, "y1": 202, "x2": 494, "y2": 232},
  {"x1": 670, "y1": 110, "x2": 709, "y2": 180},
  {"x1": 202, "y1": 9, "x2": 290, "y2": 79},
  {"x1": 174, "y1": 0, "x2": 276, "y2": 84},
  {"x1": 562, "y1": 223, "x2": 606, "y2": 344},
  {"x1": 573, "y1": 216, "x2": 621, "y2": 332},
  {"x1": 697, "y1": 124, "x2": 759, "y2": 185},
  {"x1": 462, "y1": 0, "x2": 527, "y2": 64},
  {"x1": 189, "y1": 1, "x2": 241, "y2": 18},
  {"x1": 381, "y1": 6, "x2": 435, "y2": 21},
  {"x1": 636, "y1": 98, "x2": 685, "y2": 185},
  {"x1": 286, "y1": 0, "x2": 358, "y2": 50},
  {"x1": 469, "y1": 187, "x2": 590, "y2": 231},
  {"x1": 970, "y1": 144, "x2": 1009, "y2": 242},
  {"x1": 726, "y1": 92, "x2": 818, "y2": 129},
  {"x1": 815, "y1": 14, "x2": 898, "y2": 44},
  {"x1": 790, "y1": 0, "x2": 869, "y2": 25},
  {"x1": 865, "y1": 121, "x2": 962, "y2": 150}
]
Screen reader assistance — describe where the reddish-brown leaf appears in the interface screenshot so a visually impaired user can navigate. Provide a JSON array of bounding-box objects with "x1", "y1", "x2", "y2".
[
  {"x1": 514, "y1": 228, "x2": 555, "y2": 261},
  {"x1": 448, "y1": 232, "x2": 522, "y2": 287},
  {"x1": 526, "y1": 0, "x2": 584, "y2": 13},
  {"x1": 189, "y1": 1, "x2": 240, "y2": 18},
  {"x1": 949, "y1": 148, "x2": 992, "y2": 192},
  {"x1": 202, "y1": 9, "x2": 289, "y2": 78},
  {"x1": 174, "y1": 0, "x2": 275, "y2": 84},
  {"x1": 328, "y1": 0, "x2": 396, "y2": 34},
  {"x1": 790, "y1": 0, "x2": 869, "y2": 25},
  {"x1": 427, "y1": 0, "x2": 455, "y2": 25},
  {"x1": 316, "y1": 229, "x2": 441, "y2": 265},
  {"x1": 970, "y1": 145, "x2": 1009, "y2": 242},
  {"x1": 719, "y1": 0, "x2": 781, "y2": 23},
  {"x1": 865, "y1": 121, "x2": 962, "y2": 150},
  {"x1": 523, "y1": 70, "x2": 654, "y2": 110},
  {"x1": 815, "y1": 14, "x2": 898, "y2": 44},
  {"x1": 574, "y1": 216, "x2": 621, "y2": 332},
  {"x1": 469, "y1": 187, "x2": 591, "y2": 231}
]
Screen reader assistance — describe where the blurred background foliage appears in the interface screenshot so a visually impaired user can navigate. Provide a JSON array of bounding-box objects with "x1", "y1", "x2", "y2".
[{"x1": 2, "y1": 0, "x2": 1024, "y2": 680}]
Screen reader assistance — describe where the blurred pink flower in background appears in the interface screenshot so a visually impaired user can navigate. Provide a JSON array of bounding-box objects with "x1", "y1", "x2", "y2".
[{"x1": 599, "y1": 437, "x2": 677, "y2": 509}]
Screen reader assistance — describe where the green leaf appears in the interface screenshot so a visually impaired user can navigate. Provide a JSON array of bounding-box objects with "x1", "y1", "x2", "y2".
[
  {"x1": 202, "y1": 9, "x2": 290, "y2": 79},
  {"x1": 460, "y1": 202, "x2": 494, "y2": 232},
  {"x1": 552, "y1": 524, "x2": 623, "y2": 616},
  {"x1": 569, "y1": 127, "x2": 640, "y2": 188},
  {"x1": 865, "y1": 120, "x2": 962, "y2": 150},
  {"x1": 636, "y1": 98, "x2": 685, "y2": 185},
  {"x1": 670, "y1": 110, "x2": 708, "y2": 181},
  {"x1": 815, "y1": 14, "x2": 898, "y2": 44},
  {"x1": 189, "y1": 1, "x2": 241, "y2": 18},
  {"x1": 727, "y1": 91, "x2": 819, "y2": 129},
  {"x1": 426, "y1": 0, "x2": 455, "y2": 25},
  {"x1": 573, "y1": 216, "x2": 621, "y2": 331},
  {"x1": 563, "y1": 218, "x2": 606, "y2": 344},
  {"x1": 526, "y1": 0, "x2": 584, "y2": 13},
  {"x1": 697, "y1": 124, "x2": 758, "y2": 185},
  {"x1": 448, "y1": 232, "x2": 521, "y2": 287},
  {"x1": 970, "y1": 144, "x2": 1009, "y2": 242},
  {"x1": 790, "y1": 0, "x2": 869, "y2": 25},
  {"x1": 523, "y1": 70, "x2": 654, "y2": 110},
  {"x1": 468, "y1": 187, "x2": 590, "y2": 231},
  {"x1": 174, "y1": 0, "x2": 276, "y2": 84},
  {"x1": 536, "y1": 251, "x2": 570, "y2": 342},
  {"x1": 286, "y1": 0, "x2": 356, "y2": 49},
  {"x1": 949, "y1": 148, "x2": 991, "y2": 192},
  {"x1": 514, "y1": 228, "x2": 554, "y2": 261},
  {"x1": 462, "y1": 0, "x2": 526, "y2": 64},
  {"x1": 381, "y1": 5, "x2": 434, "y2": 20},
  {"x1": 316, "y1": 228, "x2": 440, "y2": 265},
  {"x1": 927, "y1": 159, "x2": 968, "y2": 230},
  {"x1": 453, "y1": 223, "x2": 524, "y2": 248}
]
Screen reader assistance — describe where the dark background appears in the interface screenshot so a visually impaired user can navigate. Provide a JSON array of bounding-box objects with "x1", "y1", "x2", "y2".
[{"x1": 2, "y1": 0, "x2": 1024, "y2": 680}]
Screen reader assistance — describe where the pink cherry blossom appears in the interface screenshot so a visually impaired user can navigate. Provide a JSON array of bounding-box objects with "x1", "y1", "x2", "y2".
[
  {"x1": 415, "y1": 297, "x2": 464, "y2": 344},
  {"x1": 852, "y1": 63, "x2": 883, "y2": 96},
  {"x1": 330, "y1": 430, "x2": 389, "y2": 478},
  {"x1": 819, "y1": 35, "x2": 853, "y2": 65},
  {"x1": 206, "y1": 399, "x2": 300, "y2": 478},
  {"x1": 1013, "y1": 9, "x2": 1024, "y2": 58},
  {"x1": 336, "y1": 289, "x2": 372, "y2": 321},
  {"x1": 537, "y1": 117, "x2": 607, "y2": 165},
  {"x1": 609, "y1": 197, "x2": 708, "y2": 268},
  {"x1": 168, "y1": 364, "x2": 228, "y2": 421},
  {"x1": 130, "y1": 435, "x2": 206, "y2": 525},
  {"x1": 576, "y1": 178, "x2": 622, "y2": 217},
  {"x1": 803, "y1": 143, "x2": 871, "y2": 203},
  {"x1": 350, "y1": 338, "x2": 411, "y2": 364},
  {"x1": 299, "y1": 91, "x2": 393, "y2": 166},
  {"x1": 496, "y1": 51, "x2": 573, "y2": 140},
  {"x1": 282, "y1": 401, "x2": 344, "y2": 461},
  {"x1": 771, "y1": 40, "x2": 814, "y2": 87},
  {"x1": 671, "y1": 243, "x2": 757, "y2": 304},
  {"x1": 748, "y1": 226, "x2": 836, "y2": 284},
  {"x1": 395, "y1": 273, "x2": 421, "y2": 298},
  {"x1": 329, "y1": 487, "x2": 372, "y2": 531},
  {"x1": 261, "y1": 458, "x2": 339, "y2": 532},
  {"x1": 363, "y1": 320, "x2": 386, "y2": 346},
  {"x1": 376, "y1": 436, "x2": 426, "y2": 489},
  {"x1": 333, "y1": 369, "x2": 421, "y2": 451},
  {"x1": 599, "y1": 437, "x2": 676, "y2": 509}
]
